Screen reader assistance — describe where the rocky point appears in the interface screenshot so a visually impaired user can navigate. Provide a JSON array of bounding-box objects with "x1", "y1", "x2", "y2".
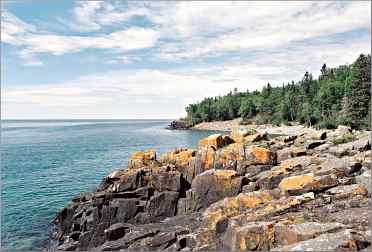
[{"x1": 50, "y1": 125, "x2": 371, "y2": 251}]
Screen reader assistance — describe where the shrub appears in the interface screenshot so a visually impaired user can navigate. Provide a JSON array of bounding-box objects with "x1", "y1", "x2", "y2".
[{"x1": 331, "y1": 133, "x2": 356, "y2": 145}]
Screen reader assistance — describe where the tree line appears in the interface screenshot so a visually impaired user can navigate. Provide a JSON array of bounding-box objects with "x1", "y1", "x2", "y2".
[{"x1": 185, "y1": 54, "x2": 371, "y2": 129}]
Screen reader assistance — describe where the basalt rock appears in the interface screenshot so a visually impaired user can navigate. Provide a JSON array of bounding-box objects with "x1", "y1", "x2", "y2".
[{"x1": 51, "y1": 128, "x2": 372, "y2": 251}]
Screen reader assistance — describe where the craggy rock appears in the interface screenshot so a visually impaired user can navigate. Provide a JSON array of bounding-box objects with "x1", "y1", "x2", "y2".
[
  {"x1": 223, "y1": 221, "x2": 275, "y2": 251},
  {"x1": 198, "y1": 134, "x2": 233, "y2": 150},
  {"x1": 329, "y1": 137, "x2": 371, "y2": 157},
  {"x1": 159, "y1": 149, "x2": 196, "y2": 170},
  {"x1": 127, "y1": 150, "x2": 159, "y2": 170},
  {"x1": 274, "y1": 222, "x2": 345, "y2": 246},
  {"x1": 145, "y1": 191, "x2": 179, "y2": 221},
  {"x1": 167, "y1": 120, "x2": 192, "y2": 130},
  {"x1": 50, "y1": 128, "x2": 372, "y2": 251},
  {"x1": 245, "y1": 146, "x2": 277, "y2": 165},
  {"x1": 272, "y1": 229, "x2": 370, "y2": 251},
  {"x1": 186, "y1": 169, "x2": 244, "y2": 212}
]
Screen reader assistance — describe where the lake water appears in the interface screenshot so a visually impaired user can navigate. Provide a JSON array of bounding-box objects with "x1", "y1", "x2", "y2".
[{"x1": 1, "y1": 120, "x2": 218, "y2": 250}]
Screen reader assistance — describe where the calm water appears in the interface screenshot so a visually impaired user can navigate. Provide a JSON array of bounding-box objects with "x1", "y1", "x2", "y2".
[{"x1": 1, "y1": 120, "x2": 218, "y2": 250}]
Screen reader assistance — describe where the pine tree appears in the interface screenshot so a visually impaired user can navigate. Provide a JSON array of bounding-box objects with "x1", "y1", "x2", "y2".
[{"x1": 348, "y1": 54, "x2": 371, "y2": 128}]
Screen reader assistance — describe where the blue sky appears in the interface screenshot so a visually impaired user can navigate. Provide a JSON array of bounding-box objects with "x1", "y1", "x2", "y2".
[{"x1": 1, "y1": 1, "x2": 371, "y2": 119}]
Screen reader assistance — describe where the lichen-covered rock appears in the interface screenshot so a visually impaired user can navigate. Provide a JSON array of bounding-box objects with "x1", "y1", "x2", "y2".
[
  {"x1": 214, "y1": 143, "x2": 242, "y2": 170},
  {"x1": 186, "y1": 169, "x2": 243, "y2": 212},
  {"x1": 128, "y1": 150, "x2": 159, "y2": 170},
  {"x1": 51, "y1": 130, "x2": 372, "y2": 252},
  {"x1": 231, "y1": 128, "x2": 258, "y2": 143},
  {"x1": 202, "y1": 190, "x2": 280, "y2": 230},
  {"x1": 279, "y1": 173, "x2": 338, "y2": 195},
  {"x1": 356, "y1": 170, "x2": 371, "y2": 195},
  {"x1": 255, "y1": 156, "x2": 313, "y2": 190},
  {"x1": 159, "y1": 148, "x2": 196, "y2": 169},
  {"x1": 223, "y1": 221, "x2": 275, "y2": 251},
  {"x1": 279, "y1": 173, "x2": 315, "y2": 192},
  {"x1": 245, "y1": 146, "x2": 277, "y2": 165},
  {"x1": 198, "y1": 134, "x2": 233, "y2": 150}
]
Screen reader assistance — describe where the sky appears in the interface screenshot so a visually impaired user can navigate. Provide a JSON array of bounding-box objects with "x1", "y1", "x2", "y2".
[{"x1": 1, "y1": 1, "x2": 371, "y2": 119}]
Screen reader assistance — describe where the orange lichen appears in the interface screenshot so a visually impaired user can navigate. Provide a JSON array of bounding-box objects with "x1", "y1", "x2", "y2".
[
  {"x1": 128, "y1": 149, "x2": 157, "y2": 170},
  {"x1": 254, "y1": 147, "x2": 270, "y2": 163},
  {"x1": 279, "y1": 174, "x2": 314, "y2": 191}
]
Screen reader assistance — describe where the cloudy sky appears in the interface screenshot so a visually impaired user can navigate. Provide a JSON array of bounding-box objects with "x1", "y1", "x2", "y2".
[{"x1": 2, "y1": 1, "x2": 371, "y2": 119}]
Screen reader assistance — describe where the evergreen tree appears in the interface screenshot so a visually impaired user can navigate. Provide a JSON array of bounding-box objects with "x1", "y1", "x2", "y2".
[{"x1": 348, "y1": 54, "x2": 371, "y2": 128}]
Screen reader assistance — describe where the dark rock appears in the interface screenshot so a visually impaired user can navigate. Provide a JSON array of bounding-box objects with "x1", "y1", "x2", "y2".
[
  {"x1": 145, "y1": 191, "x2": 179, "y2": 220},
  {"x1": 115, "y1": 171, "x2": 144, "y2": 192},
  {"x1": 111, "y1": 199, "x2": 139, "y2": 223},
  {"x1": 306, "y1": 140, "x2": 325, "y2": 150},
  {"x1": 104, "y1": 223, "x2": 132, "y2": 241},
  {"x1": 149, "y1": 232, "x2": 177, "y2": 249},
  {"x1": 167, "y1": 120, "x2": 191, "y2": 130},
  {"x1": 77, "y1": 231, "x2": 92, "y2": 250},
  {"x1": 187, "y1": 169, "x2": 242, "y2": 212},
  {"x1": 345, "y1": 162, "x2": 362, "y2": 176},
  {"x1": 57, "y1": 241, "x2": 79, "y2": 251},
  {"x1": 151, "y1": 170, "x2": 181, "y2": 192}
]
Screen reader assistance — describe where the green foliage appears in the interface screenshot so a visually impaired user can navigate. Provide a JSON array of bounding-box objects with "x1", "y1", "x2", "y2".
[
  {"x1": 331, "y1": 133, "x2": 356, "y2": 145},
  {"x1": 185, "y1": 54, "x2": 371, "y2": 129}
]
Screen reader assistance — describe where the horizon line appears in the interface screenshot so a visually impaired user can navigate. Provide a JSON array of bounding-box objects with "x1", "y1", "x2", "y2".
[{"x1": 1, "y1": 118, "x2": 177, "y2": 121}]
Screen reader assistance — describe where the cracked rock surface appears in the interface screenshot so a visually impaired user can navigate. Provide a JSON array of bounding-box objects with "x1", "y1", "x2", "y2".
[{"x1": 50, "y1": 127, "x2": 371, "y2": 251}]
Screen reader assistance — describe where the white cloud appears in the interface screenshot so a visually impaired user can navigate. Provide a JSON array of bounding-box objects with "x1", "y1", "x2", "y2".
[
  {"x1": 68, "y1": 1, "x2": 151, "y2": 31},
  {"x1": 1, "y1": 11, "x2": 35, "y2": 45},
  {"x1": 1, "y1": 9, "x2": 160, "y2": 64},
  {"x1": 70, "y1": 1, "x2": 104, "y2": 31},
  {"x1": 17, "y1": 27, "x2": 159, "y2": 55},
  {"x1": 151, "y1": 1, "x2": 371, "y2": 59},
  {"x1": 2, "y1": 2, "x2": 370, "y2": 64}
]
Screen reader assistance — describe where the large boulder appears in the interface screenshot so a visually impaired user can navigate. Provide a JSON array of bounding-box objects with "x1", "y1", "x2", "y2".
[
  {"x1": 145, "y1": 191, "x2": 179, "y2": 221},
  {"x1": 245, "y1": 146, "x2": 277, "y2": 165},
  {"x1": 186, "y1": 169, "x2": 244, "y2": 212},
  {"x1": 150, "y1": 170, "x2": 182, "y2": 193},
  {"x1": 279, "y1": 173, "x2": 338, "y2": 195},
  {"x1": 214, "y1": 143, "x2": 243, "y2": 170},
  {"x1": 223, "y1": 221, "x2": 275, "y2": 251},
  {"x1": 255, "y1": 156, "x2": 313, "y2": 190}
]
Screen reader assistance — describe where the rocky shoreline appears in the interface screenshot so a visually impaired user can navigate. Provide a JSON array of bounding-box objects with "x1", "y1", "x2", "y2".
[{"x1": 50, "y1": 125, "x2": 371, "y2": 251}]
